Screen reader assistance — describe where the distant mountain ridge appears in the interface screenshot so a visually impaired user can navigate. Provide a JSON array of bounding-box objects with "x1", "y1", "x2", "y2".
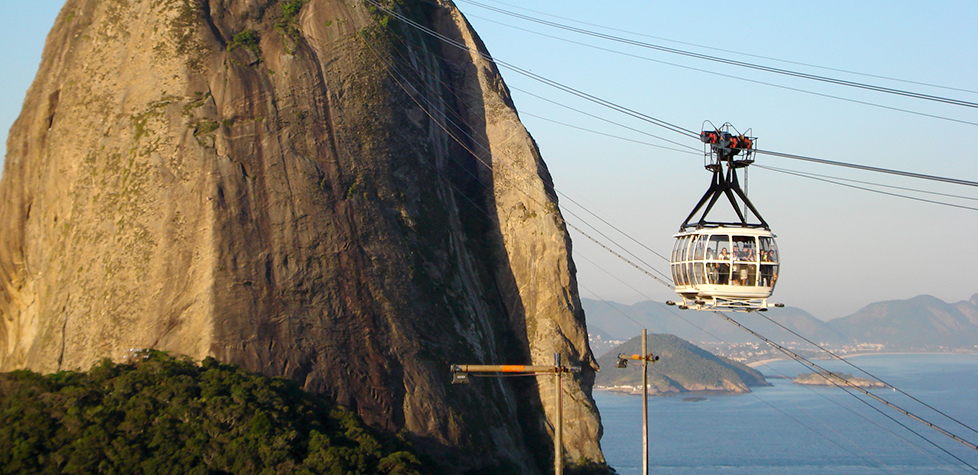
[
  {"x1": 829, "y1": 294, "x2": 978, "y2": 350},
  {"x1": 585, "y1": 292, "x2": 978, "y2": 352}
]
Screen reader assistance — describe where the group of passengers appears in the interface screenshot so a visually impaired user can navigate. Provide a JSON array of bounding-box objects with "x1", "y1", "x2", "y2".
[
  {"x1": 705, "y1": 263, "x2": 777, "y2": 287},
  {"x1": 704, "y1": 247, "x2": 777, "y2": 263}
]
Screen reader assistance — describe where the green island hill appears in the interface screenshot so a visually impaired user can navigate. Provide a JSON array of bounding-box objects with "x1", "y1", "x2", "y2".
[{"x1": 595, "y1": 334, "x2": 769, "y2": 396}]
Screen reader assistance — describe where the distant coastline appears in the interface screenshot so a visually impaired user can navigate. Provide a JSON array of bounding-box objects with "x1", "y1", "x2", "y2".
[
  {"x1": 595, "y1": 386, "x2": 745, "y2": 397},
  {"x1": 747, "y1": 350, "x2": 978, "y2": 368}
]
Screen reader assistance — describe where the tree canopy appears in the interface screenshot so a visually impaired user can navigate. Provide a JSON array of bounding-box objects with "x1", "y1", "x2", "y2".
[{"x1": 0, "y1": 351, "x2": 428, "y2": 474}]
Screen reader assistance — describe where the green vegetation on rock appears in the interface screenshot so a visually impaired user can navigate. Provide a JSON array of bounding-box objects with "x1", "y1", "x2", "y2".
[
  {"x1": 0, "y1": 351, "x2": 430, "y2": 474},
  {"x1": 276, "y1": 0, "x2": 308, "y2": 53},
  {"x1": 280, "y1": 0, "x2": 307, "y2": 21},
  {"x1": 230, "y1": 28, "x2": 261, "y2": 55}
]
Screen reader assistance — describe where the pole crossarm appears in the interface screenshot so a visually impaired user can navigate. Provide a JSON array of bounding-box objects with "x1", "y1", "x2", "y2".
[
  {"x1": 450, "y1": 364, "x2": 580, "y2": 374},
  {"x1": 619, "y1": 354, "x2": 659, "y2": 362},
  {"x1": 615, "y1": 353, "x2": 660, "y2": 368}
]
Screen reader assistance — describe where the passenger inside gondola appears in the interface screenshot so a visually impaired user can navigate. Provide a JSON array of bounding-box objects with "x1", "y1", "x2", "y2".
[
  {"x1": 760, "y1": 266, "x2": 778, "y2": 287},
  {"x1": 717, "y1": 260, "x2": 729, "y2": 285}
]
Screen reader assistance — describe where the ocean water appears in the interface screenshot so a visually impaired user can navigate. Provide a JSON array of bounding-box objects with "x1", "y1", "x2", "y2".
[{"x1": 595, "y1": 354, "x2": 978, "y2": 474}]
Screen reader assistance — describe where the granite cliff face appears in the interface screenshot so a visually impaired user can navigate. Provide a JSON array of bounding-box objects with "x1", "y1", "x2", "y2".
[{"x1": 0, "y1": 0, "x2": 602, "y2": 471}]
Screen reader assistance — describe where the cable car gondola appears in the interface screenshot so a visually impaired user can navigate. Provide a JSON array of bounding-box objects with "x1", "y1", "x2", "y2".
[{"x1": 666, "y1": 122, "x2": 783, "y2": 312}]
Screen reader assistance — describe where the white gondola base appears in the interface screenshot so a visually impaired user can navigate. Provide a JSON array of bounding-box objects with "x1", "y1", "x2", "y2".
[{"x1": 668, "y1": 295, "x2": 773, "y2": 312}]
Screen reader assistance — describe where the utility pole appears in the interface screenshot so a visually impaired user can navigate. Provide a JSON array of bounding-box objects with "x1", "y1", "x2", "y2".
[
  {"x1": 451, "y1": 353, "x2": 581, "y2": 475},
  {"x1": 554, "y1": 353, "x2": 564, "y2": 475},
  {"x1": 616, "y1": 329, "x2": 659, "y2": 475}
]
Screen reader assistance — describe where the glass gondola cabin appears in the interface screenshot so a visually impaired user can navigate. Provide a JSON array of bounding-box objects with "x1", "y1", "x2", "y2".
[{"x1": 671, "y1": 227, "x2": 779, "y2": 311}]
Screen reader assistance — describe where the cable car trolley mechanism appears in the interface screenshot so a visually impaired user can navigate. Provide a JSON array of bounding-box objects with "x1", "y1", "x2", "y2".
[{"x1": 667, "y1": 122, "x2": 783, "y2": 312}]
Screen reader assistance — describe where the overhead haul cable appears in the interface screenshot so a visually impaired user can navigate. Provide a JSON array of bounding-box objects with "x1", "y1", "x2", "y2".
[
  {"x1": 709, "y1": 310, "x2": 978, "y2": 469},
  {"x1": 754, "y1": 149, "x2": 978, "y2": 188},
  {"x1": 371, "y1": 0, "x2": 978, "y2": 195},
  {"x1": 356, "y1": 18, "x2": 671, "y2": 284},
  {"x1": 520, "y1": 112, "x2": 699, "y2": 155},
  {"x1": 463, "y1": 13, "x2": 978, "y2": 128},
  {"x1": 364, "y1": 0, "x2": 700, "y2": 139},
  {"x1": 465, "y1": 0, "x2": 978, "y2": 96},
  {"x1": 742, "y1": 299, "x2": 978, "y2": 440},
  {"x1": 566, "y1": 222, "x2": 672, "y2": 286},
  {"x1": 372, "y1": 38, "x2": 928, "y2": 470},
  {"x1": 755, "y1": 165, "x2": 978, "y2": 202},
  {"x1": 360, "y1": 6, "x2": 978, "y2": 460},
  {"x1": 457, "y1": 0, "x2": 978, "y2": 110},
  {"x1": 509, "y1": 85, "x2": 700, "y2": 152},
  {"x1": 375, "y1": 14, "x2": 978, "y2": 249},
  {"x1": 755, "y1": 165, "x2": 978, "y2": 212}
]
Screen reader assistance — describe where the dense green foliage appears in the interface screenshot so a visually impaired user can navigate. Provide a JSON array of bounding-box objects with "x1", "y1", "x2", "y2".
[
  {"x1": 0, "y1": 351, "x2": 429, "y2": 474},
  {"x1": 229, "y1": 29, "x2": 261, "y2": 55},
  {"x1": 280, "y1": 0, "x2": 309, "y2": 22}
]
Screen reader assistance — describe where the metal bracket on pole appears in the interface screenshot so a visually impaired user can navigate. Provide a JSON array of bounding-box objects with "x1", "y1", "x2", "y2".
[{"x1": 615, "y1": 329, "x2": 661, "y2": 475}]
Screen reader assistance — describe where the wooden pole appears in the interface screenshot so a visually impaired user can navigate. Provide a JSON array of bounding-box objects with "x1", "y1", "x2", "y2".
[
  {"x1": 642, "y1": 329, "x2": 649, "y2": 475},
  {"x1": 555, "y1": 353, "x2": 563, "y2": 475}
]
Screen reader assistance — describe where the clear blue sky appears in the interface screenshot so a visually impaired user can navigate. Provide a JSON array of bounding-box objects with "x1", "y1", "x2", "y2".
[{"x1": 2, "y1": 1, "x2": 977, "y2": 322}]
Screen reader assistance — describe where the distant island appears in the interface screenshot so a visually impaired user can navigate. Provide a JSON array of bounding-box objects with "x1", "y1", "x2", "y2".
[
  {"x1": 594, "y1": 333, "x2": 769, "y2": 396},
  {"x1": 793, "y1": 372, "x2": 888, "y2": 389}
]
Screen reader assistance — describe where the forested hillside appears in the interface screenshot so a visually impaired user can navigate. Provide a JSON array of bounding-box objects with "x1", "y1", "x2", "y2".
[{"x1": 0, "y1": 351, "x2": 429, "y2": 474}]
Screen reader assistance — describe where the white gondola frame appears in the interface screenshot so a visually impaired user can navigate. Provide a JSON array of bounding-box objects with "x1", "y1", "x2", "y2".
[{"x1": 671, "y1": 226, "x2": 779, "y2": 311}]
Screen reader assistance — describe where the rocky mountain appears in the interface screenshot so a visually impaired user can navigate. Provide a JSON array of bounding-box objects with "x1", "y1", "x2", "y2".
[
  {"x1": 0, "y1": 0, "x2": 602, "y2": 472},
  {"x1": 582, "y1": 298, "x2": 844, "y2": 347},
  {"x1": 828, "y1": 294, "x2": 978, "y2": 350},
  {"x1": 594, "y1": 334, "x2": 768, "y2": 396},
  {"x1": 955, "y1": 293, "x2": 978, "y2": 325}
]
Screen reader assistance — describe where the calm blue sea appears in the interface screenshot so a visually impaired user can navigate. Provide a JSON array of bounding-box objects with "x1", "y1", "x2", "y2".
[{"x1": 595, "y1": 354, "x2": 978, "y2": 474}]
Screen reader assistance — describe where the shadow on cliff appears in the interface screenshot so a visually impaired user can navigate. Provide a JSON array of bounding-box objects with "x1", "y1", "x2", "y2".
[{"x1": 187, "y1": 1, "x2": 556, "y2": 472}]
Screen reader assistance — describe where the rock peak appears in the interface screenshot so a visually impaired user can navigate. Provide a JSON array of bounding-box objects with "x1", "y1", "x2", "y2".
[{"x1": 0, "y1": 0, "x2": 603, "y2": 471}]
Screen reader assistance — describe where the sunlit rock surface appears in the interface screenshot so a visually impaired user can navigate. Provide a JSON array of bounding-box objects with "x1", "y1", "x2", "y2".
[{"x1": 0, "y1": 0, "x2": 602, "y2": 471}]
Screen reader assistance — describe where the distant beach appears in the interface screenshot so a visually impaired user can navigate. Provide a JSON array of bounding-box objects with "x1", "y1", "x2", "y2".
[
  {"x1": 747, "y1": 357, "x2": 784, "y2": 367},
  {"x1": 746, "y1": 351, "x2": 978, "y2": 368}
]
